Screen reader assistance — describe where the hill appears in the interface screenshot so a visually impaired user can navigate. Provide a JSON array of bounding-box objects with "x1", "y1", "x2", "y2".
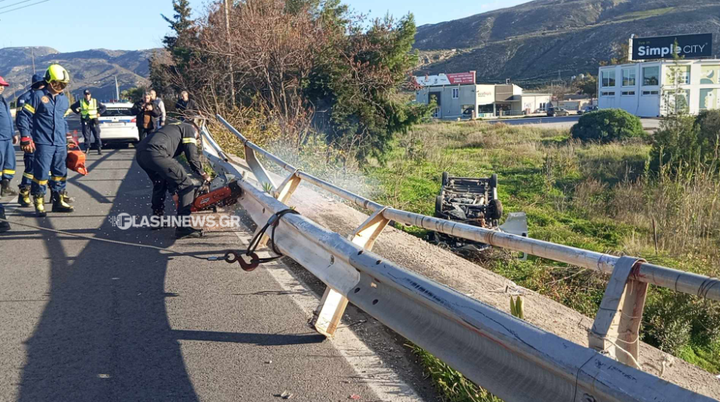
[
  {"x1": 414, "y1": 0, "x2": 720, "y2": 85},
  {"x1": 0, "y1": 47, "x2": 154, "y2": 102}
]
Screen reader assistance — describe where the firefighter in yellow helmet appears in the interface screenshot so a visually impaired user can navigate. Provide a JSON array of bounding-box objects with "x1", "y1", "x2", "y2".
[{"x1": 16, "y1": 64, "x2": 75, "y2": 217}]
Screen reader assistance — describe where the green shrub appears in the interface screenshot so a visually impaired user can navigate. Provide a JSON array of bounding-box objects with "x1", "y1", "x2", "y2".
[
  {"x1": 650, "y1": 111, "x2": 720, "y2": 174},
  {"x1": 571, "y1": 109, "x2": 645, "y2": 143}
]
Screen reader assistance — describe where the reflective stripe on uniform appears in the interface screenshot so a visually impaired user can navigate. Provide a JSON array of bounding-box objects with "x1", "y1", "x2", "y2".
[
  {"x1": 23, "y1": 104, "x2": 36, "y2": 114},
  {"x1": 23, "y1": 172, "x2": 34, "y2": 179},
  {"x1": 50, "y1": 176, "x2": 67, "y2": 182},
  {"x1": 32, "y1": 178, "x2": 48, "y2": 185},
  {"x1": 80, "y1": 99, "x2": 98, "y2": 119},
  {"x1": 2, "y1": 169, "x2": 15, "y2": 175},
  {"x1": 182, "y1": 138, "x2": 197, "y2": 144}
]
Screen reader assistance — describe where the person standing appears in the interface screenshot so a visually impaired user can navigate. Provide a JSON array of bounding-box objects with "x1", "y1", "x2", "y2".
[
  {"x1": 15, "y1": 74, "x2": 45, "y2": 206},
  {"x1": 131, "y1": 93, "x2": 160, "y2": 142},
  {"x1": 135, "y1": 121, "x2": 210, "y2": 239},
  {"x1": 0, "y1": 75, "x2": 18, "y2": 232},
  {"x1": 71, "y1": 89, "x2": 106, "y2": 155},
  {"x1": 174, "y1": 91, "x2": 198, "y2": 121},
  {"x1": 150, "y1": 90, "x2": 166, "y2": 129},
  {"x1": 17, "y1": 64, "x2": 75, "y2": 217}
]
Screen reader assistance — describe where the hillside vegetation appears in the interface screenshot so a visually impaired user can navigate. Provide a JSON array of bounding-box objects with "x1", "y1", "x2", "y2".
[
  {"x1": 0, "y1": 47, "x2": 152, "y2": 101},
  {"x1": 415, "y1": 0, "x2": 720, "y2": 84}
]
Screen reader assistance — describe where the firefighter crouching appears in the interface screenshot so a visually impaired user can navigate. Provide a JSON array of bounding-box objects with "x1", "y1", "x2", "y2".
[
  {"x1": 15, "y1": 74, "x2": 46, "y2": 207},
  {"x1": 135, "y1": 120, "x2": 210, "y2": 239},
  {"x1": 17, "y1": 64, "x2": 75, "y2": 217}
]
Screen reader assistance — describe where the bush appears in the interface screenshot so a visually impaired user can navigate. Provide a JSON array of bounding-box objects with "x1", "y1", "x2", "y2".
[
  {"x1": 650, "y1": 110, "x2": 720, "y2": 174},
  {"x1": 571, "y1": 109, "x2": 645, "y2": 143}
]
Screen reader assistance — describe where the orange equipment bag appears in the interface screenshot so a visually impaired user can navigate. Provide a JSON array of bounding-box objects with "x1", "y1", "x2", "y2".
[{"x1": 66, "y1": 134, "x2": 88, "y2": 176}]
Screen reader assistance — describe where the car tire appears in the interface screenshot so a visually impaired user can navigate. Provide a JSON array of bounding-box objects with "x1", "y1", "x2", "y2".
[
  {"x1": 435, "y1": 195, "x2": 443, "y2": 215},
  {"x1": 489, "y1": 174, "x2": 498, "y2": 189},
  {"x1": 441, "y1": 171, "x2": 449, "y2": 186},
  {"x1": 489, "y1": 198, "x2": 503, "y2": 220}
]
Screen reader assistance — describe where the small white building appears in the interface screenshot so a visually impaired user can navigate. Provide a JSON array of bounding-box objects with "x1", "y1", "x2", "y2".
[
  {"x1": 598, "y1": 59, "x2": 720, "y2": 117},
  {"x1": 414, "y1": 72, "x2": 550, "y2": 119}
]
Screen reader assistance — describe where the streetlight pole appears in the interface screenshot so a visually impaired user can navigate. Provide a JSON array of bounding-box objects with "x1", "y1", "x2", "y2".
[{"x1": 114, "y1": 75, "x2": 120, "y2": 101}]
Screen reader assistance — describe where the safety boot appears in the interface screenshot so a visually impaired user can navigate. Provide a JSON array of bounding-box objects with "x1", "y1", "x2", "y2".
[
  {"x1": 150, "y1": 209, "x2": 166, "y2": 230},
  {"x1": 18, "y1": 188, "x2": 31, "y2": 207},
  {"x1": 0, "y1": 208, "x2": 10, "y2": 233},
  {"x1": 34, "y1": 195, "x2": 47, "y2": 217},
  {"x1": 175, "y1": 226, "x2": 203, "y2": 239},
  {"x1": 1, "y1": 179, "x2": 17, "y2": 197},
  {"x1": 51, "y1": 191, "x2": 74, "y2": 213}
]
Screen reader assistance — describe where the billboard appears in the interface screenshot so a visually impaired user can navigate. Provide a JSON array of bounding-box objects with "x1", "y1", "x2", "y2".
[
  {"x1": 415, "y1": 72, "x2": 476, "y2": 87},
  {"x1": 631, "y1": 34, "x2": 713, "y2": 61}
]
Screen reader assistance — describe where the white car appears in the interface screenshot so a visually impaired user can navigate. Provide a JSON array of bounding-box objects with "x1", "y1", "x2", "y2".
[{"x1": 98, "y1": 102, "x2": 138, "y2": 146}]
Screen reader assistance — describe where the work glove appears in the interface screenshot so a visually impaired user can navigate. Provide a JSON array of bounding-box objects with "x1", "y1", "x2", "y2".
[{"x1": 20, "y1": 136, "x2": 35, "y2": 153}]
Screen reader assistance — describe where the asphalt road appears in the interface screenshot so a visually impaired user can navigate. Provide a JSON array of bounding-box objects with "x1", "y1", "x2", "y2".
[{"x1": 0, "y1": 146, "x2": 382, "y2": 401}]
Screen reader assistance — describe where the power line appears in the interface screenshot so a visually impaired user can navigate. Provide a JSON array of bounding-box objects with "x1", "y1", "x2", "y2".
[
  {"x1": 0, "y1": 0, "x2": 49, "y2": 15},
  {"x1": 0, "y1": 0, "x2": 33, "y2": 11}
]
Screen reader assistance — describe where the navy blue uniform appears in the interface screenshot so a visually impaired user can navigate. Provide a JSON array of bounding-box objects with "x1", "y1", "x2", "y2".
[
  {"x1": 16, "y1": 90, "x2": 36, "y2": 189},
  {"x1": 16, "y1": 88, "x2": 70, "y2": 196},
  {"x1": 0, "y1": 94, "x2": 15, "y2": 182}
]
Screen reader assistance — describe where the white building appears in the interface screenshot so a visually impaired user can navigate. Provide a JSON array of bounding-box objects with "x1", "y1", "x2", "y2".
[
  {"x1": 598, "y1": 59, "x2": 720, "y2": 117},
  {"x1": 414, "y1": 72, "x2": 551, "y2": 119}
]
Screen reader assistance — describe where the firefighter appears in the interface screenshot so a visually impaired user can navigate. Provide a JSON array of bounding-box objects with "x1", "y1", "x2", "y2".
[
  {"x1": 0, "y1": 75, "x2": 17, "y2": 233},
  {"x1": 71, "y1": 89, "x2": 106, "y2": 155},
  {"x1": 135, "y1": 120, "x2": 210, "y2": 239},
  {"x1": 17, "y1": 64, "x2": 74, "y2": 217},
  {"x1": 0, "y1": 75, "x2": 18, "y2": 198},
  {"x1": 15, "y1": 74, "x2": 45, "y2": 207}
]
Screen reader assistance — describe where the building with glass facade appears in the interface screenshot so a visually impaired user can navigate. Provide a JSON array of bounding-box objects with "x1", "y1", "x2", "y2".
[{"x1": 598, "y1": 60, "x2": 720, "y2": 117}]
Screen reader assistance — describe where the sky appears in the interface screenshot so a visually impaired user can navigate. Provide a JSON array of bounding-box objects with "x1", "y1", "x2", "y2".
[{"x1": 0, "y1": 0, "x2": 530, "y2": 53}]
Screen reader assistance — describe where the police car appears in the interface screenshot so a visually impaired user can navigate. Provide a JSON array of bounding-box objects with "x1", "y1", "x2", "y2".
[{"x1": 98, "y1": 102, "x2": 138, "y2": 146}]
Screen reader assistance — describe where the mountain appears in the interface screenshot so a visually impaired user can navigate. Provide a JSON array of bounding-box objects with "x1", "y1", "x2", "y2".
[
  {"x1": 0, "y1": 47, "x2": 154, "y2": 102},
  {"x1": 414, "y1": 0, "x2": 720, "y2": 85}
]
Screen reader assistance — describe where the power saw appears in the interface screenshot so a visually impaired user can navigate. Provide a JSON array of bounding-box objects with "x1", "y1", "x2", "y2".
[{"x1": 191, "y1": 173, "x2": 243, "y2": 213}]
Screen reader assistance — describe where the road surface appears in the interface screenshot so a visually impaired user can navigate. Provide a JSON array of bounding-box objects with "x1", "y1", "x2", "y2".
[{"x1": 0, "y1": 145, "x2": 411, "y2": 401}]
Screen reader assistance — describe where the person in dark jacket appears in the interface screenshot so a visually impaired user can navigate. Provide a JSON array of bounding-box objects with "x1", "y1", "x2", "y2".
[
  {"x1": 174, "y1": 91, "x2": 198, "y2": 121},
  {"x1": 70, "y1": 89, "x2": 107, "y2": 154},
  {"x1": 135, "y1": 121, "x2": 210, "y2": 239},
  {"x1": 131, "y1": 93, "x2": 160, "y2": 142}
]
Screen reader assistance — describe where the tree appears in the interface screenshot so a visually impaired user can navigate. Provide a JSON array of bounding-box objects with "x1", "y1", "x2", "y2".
[
  {"x1": 575, "y1": 73, "x2": 597, "y2": 97},
  {"x1": 121, "y1": 87, "x2": 147, "y2": 103}
]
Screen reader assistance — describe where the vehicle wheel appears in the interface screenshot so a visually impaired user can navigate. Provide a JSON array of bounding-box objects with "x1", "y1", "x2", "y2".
[
  {"x1": 441, "y1": 172, "x2": 449, "y2": 186},
  {"x1": 435, "y1": 195, "x2": 443, "y2": 215},
  {"x1": 489, "y1": 199, "x2": 503, "y2": 220},
  {"x1": 489, "y1": 174, "x2": 498, "y2": 189}
]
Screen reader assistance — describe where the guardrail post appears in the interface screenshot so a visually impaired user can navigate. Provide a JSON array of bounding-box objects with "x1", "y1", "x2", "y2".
[
  {"x1": 244, "y1": 144, "x2": 276, "y2": 192},
  {"x1": 274, "y1": 169, "x2": 302, "y2": 204},
  {"x1": 315, "y1": 208, "x2": 390, "y2": 337},
  {"x1": 589, "y1": 256, "x2": 648, "y2": 369}
]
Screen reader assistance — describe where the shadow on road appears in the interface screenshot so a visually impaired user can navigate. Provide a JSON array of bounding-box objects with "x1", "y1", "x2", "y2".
[{"x1": 18, "y1": 152, "x2": 197, "y2": 402}]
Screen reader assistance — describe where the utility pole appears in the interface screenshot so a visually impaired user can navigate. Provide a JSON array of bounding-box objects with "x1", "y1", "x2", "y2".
[
  {"x1": 114, "y1": 75, "x2": 120, "y2": 101},
  {"x1": 31, "y1": 48, "x2": 36, "y2": 74},
  {"x1": 224, "y1": 0, "x2": 236, "y2": 108}
]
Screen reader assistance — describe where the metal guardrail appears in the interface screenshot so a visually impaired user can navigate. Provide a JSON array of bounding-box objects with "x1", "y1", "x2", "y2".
[
  {"x1": 199, "y1": 117, "x2": 717, "y2": 402},
  {"x1": 214, "y1": 115, "x2": 720, "y2": 302}
]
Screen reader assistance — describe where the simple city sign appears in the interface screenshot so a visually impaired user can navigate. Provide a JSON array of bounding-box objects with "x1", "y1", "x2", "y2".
[{"x1": 632, "y1": 33, "x2": 713, "y2": 60}]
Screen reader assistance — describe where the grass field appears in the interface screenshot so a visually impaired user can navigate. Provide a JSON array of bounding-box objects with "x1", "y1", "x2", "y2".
[{"x1": 364, "y1": 120, "x2": 720, "y2": 401}]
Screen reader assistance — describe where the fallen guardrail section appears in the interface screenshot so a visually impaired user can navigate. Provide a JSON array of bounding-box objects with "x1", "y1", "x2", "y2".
[{"x1": 201, "y1": 115, "x2": 719, "y2": 402}]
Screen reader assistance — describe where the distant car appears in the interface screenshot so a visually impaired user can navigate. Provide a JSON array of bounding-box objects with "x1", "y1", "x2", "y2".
[
  {"x1": 578, "y1": 105, "x2": 598, "y2": 115},
  {"x1": 547, "y1": 108, "x2": 569, "y2": 117},
  {"x1": 98, "y1": 102, "x2": 138, "y2": 146},
  {"x1": 533, "y1": 108, "x2": 546, "y2": 114}
]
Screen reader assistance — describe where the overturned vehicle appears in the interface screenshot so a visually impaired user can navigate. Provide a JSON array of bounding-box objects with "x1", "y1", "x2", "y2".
[{"x1": 429, "y1": 172, "x2": 528, "y2": 252}]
